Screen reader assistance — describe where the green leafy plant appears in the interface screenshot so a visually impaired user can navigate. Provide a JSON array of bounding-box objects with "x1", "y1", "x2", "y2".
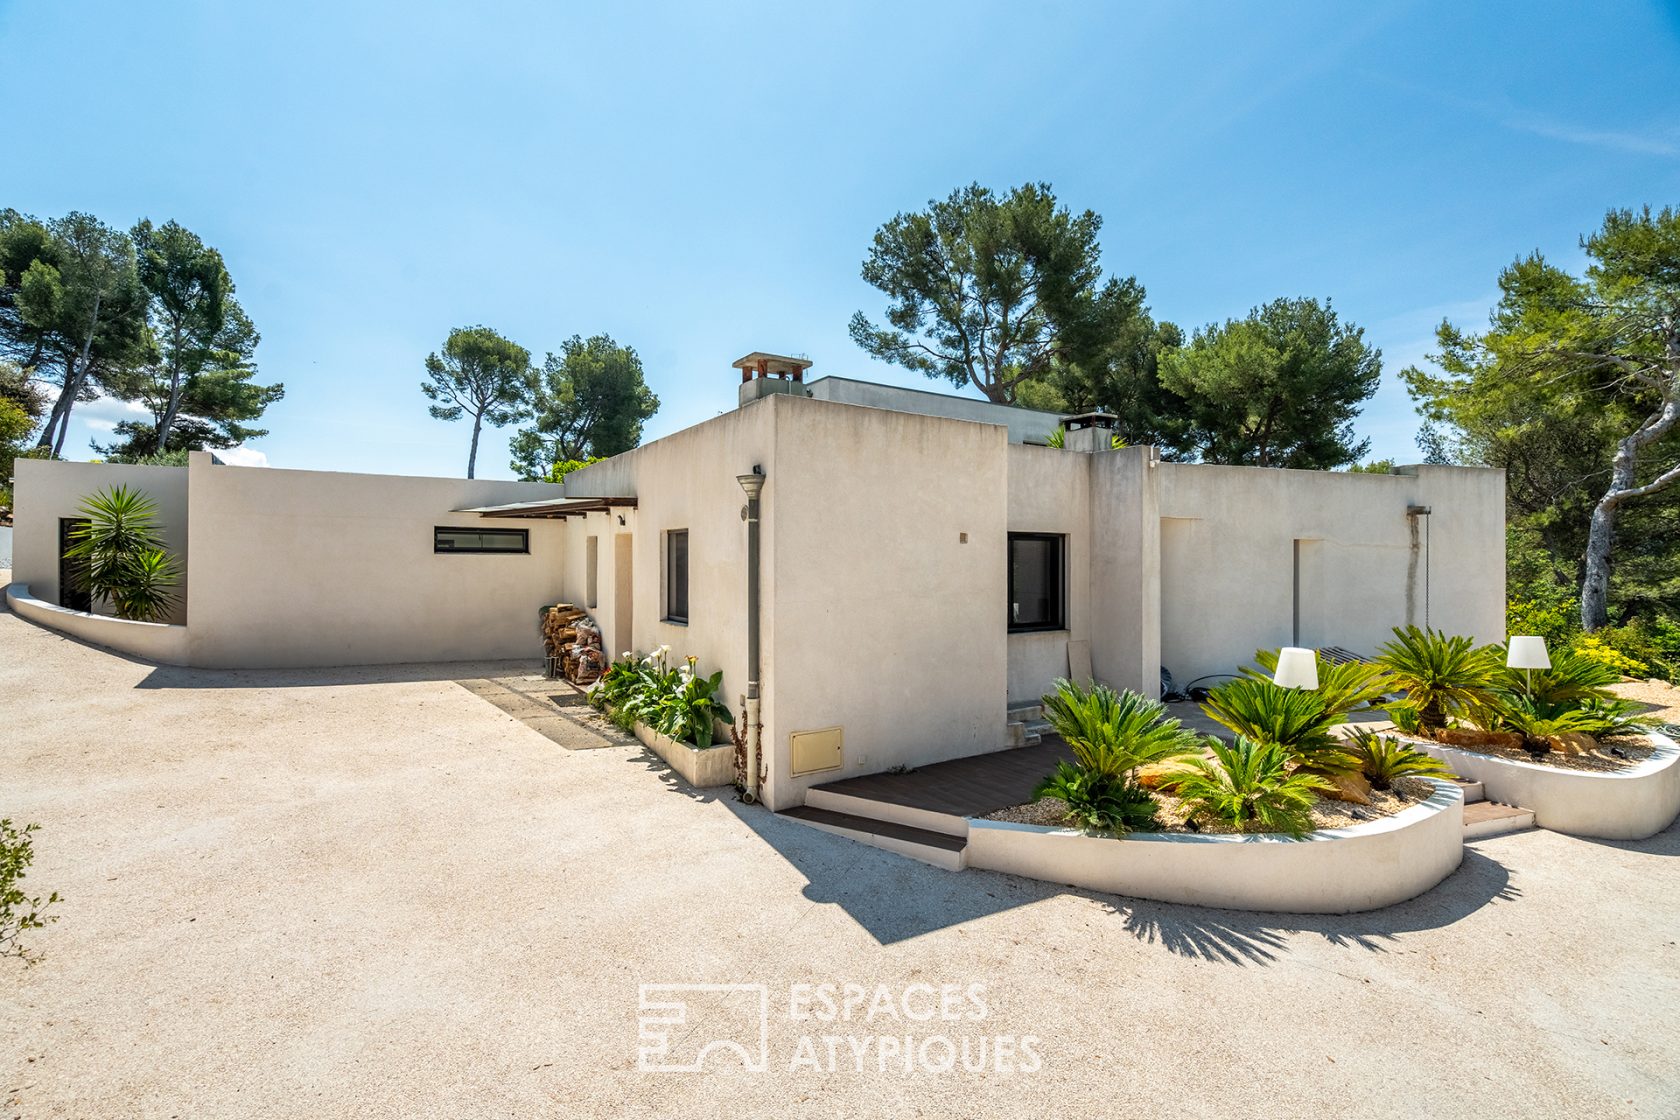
[
  {"x1": 1163, "y1": 737, "x2": 1329, "y2": 837},
  {"x1": 1041, "y1": 679, "x2": 1203, "y2": 778},
  {"x1": 1246, "y1": 649, "x2": 1394, "y2": 719},
  {"x1": 1200, "y1": 672, "x2": 1360, "y2": 776},
  {"x1": 1375, "y1": 626, "x2": 1499, "y2": 734},
  {"x1": 1, "y1": 819, "x2": 59, "y2": 962},
  {"x1": 589, "y1": 647, "x2": 734, "y2": 747},
  {"x1": 1345, "y1": 729, "x2": 1452, "y2": 791},
  {"x1": 64, "y1": 483, "x2": 180, "y2": 621},
  {"x1": 1032, "y1": 763, "x2": 1160, "y2": 833}
]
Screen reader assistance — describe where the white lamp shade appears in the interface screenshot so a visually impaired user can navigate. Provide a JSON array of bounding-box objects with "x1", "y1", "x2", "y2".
[
  {"x1": 1507, "y1": 635, "x2": 1550, "y2": 670},
  {"x1": 1273, "y1": 646, "x2": 1320, "y2": 690}
]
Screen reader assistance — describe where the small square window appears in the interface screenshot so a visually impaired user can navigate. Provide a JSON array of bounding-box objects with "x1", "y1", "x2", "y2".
[
  {"x1": 1009, "y1": 533, "x2": 1065, "y2": 632},
  {"x1": 665, "y1": 529, "x2": 689, "y2": 623}
]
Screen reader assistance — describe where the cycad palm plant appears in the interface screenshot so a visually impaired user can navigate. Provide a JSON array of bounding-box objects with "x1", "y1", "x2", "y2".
[
  {"x1": 1164, "y1": 737, "x2": 1328, "y2": 837},
  {"x1": 1344, "y1": 729, "x2": 1452, "y2": 791},
  {"x1": 1200, "y1": 675, "x2": 1359, "y2": 775},
  {"x1": 1376, "y1": 626, "x2": 1499, "y2": 734}
]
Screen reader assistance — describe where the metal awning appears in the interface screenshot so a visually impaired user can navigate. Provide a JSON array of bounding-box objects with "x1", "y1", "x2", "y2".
[{"x1": 451, "y1": 495, "x2": 637, "y2": 519}]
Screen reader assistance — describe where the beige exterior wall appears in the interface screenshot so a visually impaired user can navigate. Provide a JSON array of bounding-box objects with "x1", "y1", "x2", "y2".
[
  {"x1": 181, "y1": 455, "x2": 569, "y2": 667},
  {"x1": 1005, "y1": 444, "x2": 1090, "y2": 706},
  {"x1": 1152, "y1": 461, "x2": 1505, "y2": 686},
  {"x1": 10, "y1": 458, "x2": 191, "y2": 624}
]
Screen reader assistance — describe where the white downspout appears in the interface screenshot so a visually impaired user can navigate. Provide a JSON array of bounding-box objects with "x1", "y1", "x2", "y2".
[{"x1": 737, "y1": 468, "x2": 765, "y2": 803}]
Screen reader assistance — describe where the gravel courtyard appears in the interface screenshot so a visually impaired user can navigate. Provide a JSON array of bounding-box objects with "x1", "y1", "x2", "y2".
[{"x1": 2, "y1": 601, "x2": 1678, "y2": 1119}]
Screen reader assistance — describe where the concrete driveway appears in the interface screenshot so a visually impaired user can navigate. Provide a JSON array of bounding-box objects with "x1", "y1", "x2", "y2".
[{"x1": 2, "y1": 601, "x2": 1678, "y2": 1119}]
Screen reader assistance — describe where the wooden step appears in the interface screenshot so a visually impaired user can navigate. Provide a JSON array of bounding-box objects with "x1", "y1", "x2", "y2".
[
  {"x1": 779, "y1": 806, "x2": 967, "y2": 871},
  {"x1": 1463, "y1": 800, "x2": 1535, "y2": 840}
]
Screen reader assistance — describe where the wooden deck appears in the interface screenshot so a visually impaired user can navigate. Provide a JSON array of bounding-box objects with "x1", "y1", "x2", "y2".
[{"x1": 809, "y1": 737, "x2": 1076, "y2": 818}]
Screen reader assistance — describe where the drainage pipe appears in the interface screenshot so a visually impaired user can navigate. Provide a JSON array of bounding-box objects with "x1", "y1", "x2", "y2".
[{"x1": 737, "y1": 468, "x2": 765, "y2": 803}]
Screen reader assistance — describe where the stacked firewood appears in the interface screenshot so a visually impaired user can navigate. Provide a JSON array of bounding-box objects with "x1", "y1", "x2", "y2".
[{"x1": 543, "y1": 604, "x2": 607, "y2": 685}]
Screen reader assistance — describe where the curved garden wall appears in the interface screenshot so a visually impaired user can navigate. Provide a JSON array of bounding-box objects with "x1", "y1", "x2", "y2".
[
  {"x1": 5, "y1": 583, "x2": 190, "y2": 666},
  {"x1": 965, "y1": 779, "x2": 1464, "y2": 914},
  {"x1": 1412, "y1": 734, "x2": 1680, "y2": 841}
]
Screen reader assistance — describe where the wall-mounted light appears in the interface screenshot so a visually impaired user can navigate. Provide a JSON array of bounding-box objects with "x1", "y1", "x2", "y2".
[{"x1": 1272, "y1": 646, "x2": 1319, "y2": 690}]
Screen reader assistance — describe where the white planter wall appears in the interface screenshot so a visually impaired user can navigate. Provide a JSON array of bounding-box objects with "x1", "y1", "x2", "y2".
[
  {"x1": 1413, "y1": 734, "x2": 1680, "y2": 841},
  {"x1": 965, "y1": 780, "x2": 1464, "y2": 914}
]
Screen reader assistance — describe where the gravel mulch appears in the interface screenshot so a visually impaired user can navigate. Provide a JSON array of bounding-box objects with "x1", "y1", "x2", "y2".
[{"x1": 1610, "y1": 678, "x2": 1680, "y2": 727}]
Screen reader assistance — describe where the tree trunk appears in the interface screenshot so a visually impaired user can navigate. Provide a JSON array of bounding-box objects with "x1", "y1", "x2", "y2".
[
  {"x1": 154, "y1": 323, "x2": 188, "y2": 451},
  {"x1": 467, "y1": 412, "x2": 482, "y2": 479},
  {"x1": 37, "y1": 289, "x2": 103, "y2": 452},
  {"x1": 1581, "y1": 386, "x2": 1680, "y2": 632},
  {"x1": 1580, "y1": 495, "x2": 1619, "y2": 632}
]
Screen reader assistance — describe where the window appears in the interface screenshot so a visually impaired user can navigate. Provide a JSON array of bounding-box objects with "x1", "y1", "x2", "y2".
[
  {"x1": 59, "y1": 517, "x2": 91, "y2": 612},
  {"x1": 585, "y1": 536, "x2": 599, "y2": 608},
  {"x1": 664, "y1": 529, "x2": 689, "y2": 623},
  {"x1": 1008, "y1": 533, "x2": 1065, "y2": 632},
  {"x1": 434, "y1": 526, "x2": 529, "y2": 554}
]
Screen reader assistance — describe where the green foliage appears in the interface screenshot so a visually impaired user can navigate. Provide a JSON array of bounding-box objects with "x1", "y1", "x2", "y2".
[
  {"x1": 1164, "y1": 737, "x2": 1328, "y2": 837},
  {"x1": 849, "y1": 182, "x2": 1148, "y2": 405},
  {"x1": 1156, "y1": 297, "x2": 1381, "y2": 469},
  {"x1": 1344, "y1": 729, "x2": 1452, "y2": 791},
  {"x1": 1032, "y1": 763, "x2": 1159, "y2": 834},
  {"x1": 1040, "y1": 679, "x2": 1203, "y2": 778},
  {"x1": 64, "y1": 484, "x2": 180, "y2": 621},
  {"x1": 1, "y1": 819, "x2": 59, "y2": 962},
  {"x1": 422, "y1": 325, "x2": 532, "y2": 478},
  {"x1": 510, "y1": 335, "x2": 659, "y2": 479},
  {"x1": 541, "y1": 457, "x2": 603, "y2": 484},
  {"x1": 589, "y1": 647, "x2": 735, "y2": 748},
  {"x1": 1203, "y1": 650, "x2": 1391, "y2": 774},
  {"x1": 1375, "y1": 626, "x2": 1499, "y2": 733}
]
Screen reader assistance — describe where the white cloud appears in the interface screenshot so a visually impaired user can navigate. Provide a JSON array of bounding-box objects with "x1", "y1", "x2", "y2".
[
  {"x1": 84, "y1": 419, "x2": 118, "y2": 432},
  {"x1": 216, "y1": 446, "x2": 270, "y2": 468}
]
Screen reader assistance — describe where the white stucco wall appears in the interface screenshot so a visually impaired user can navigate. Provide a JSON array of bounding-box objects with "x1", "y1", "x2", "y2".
[
  {"x1": 10, "y1": 458, "x2": 191, "y2": 624},
  {"x1": 182, "y1": 455, "x2": 569, "y2": 667},
  {"x1": 1006, "y1": 444, "x2": 1091, "y2": 706},
  {"x1": 1151, "y1": 462, "x2": 1505, "y2": 685}
]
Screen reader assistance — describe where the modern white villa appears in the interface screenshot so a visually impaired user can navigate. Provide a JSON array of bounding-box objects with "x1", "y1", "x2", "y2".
[{"x1": 7, "y1": 351, "x2": 1506, "y2": 813}]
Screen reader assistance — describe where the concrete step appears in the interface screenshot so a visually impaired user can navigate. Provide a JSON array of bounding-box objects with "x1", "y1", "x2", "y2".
[
  {"x1": 1007, "y1": 702, "x2": 1044, "y2": 723},
  {"x1": 803, "y1": 786, "x2": 968, "y2": 838},
  {"x1": 1452, "y1": 778, "x2": 1485, "y2": 804},
  {"x1": 778, "y1": 806, "x2": 967, "y2": 871},
  {"x1": 1463, "y1": 800, "x2": 1535, "y2": 840}
]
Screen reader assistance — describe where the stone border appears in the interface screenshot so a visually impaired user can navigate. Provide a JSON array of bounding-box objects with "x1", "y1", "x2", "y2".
[
  {"x1": 964, "y1": 779, "x2": 1464, "y2": 913},
  {"x1": 631, "y1": 720, "x2": 735, "y2": 789},
  {"x1": 6, "y1": 582, "x2": 190, "y2": 666},
  {"x1": 1409, "y1": 732, "x2": 1680, "y2": 841}
]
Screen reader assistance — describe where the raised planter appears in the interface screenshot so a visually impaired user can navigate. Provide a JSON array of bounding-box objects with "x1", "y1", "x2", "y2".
[
  {"x1": 5, "y1": 582, "x2": 190, "y2": 666},
  {"x1": 964, "y1": 779, "x2": 1464, "y2": 914},
  {"x1": 631, "y1": 720, "x2": 735, "y2": 789},
  {"x1": 1409, "y1": 732, "x2": 1680, "y2": 841}
]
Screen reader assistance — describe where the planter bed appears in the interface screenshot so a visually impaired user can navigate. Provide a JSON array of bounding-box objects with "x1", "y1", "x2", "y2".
[
  {"x1": 965, "y1": 778, "x2": 1464, "y2": 914},
  {"x1": 1405, "y1": 731, "x2": 1680, "y2": 841},
  {"x1": 626, "y1": 718, "x2": 735, "y2": 789}
]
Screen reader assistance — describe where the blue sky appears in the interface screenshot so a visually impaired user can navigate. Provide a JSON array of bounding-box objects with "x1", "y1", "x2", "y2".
[{"x1": 5, "y1": 0, "x2": 1679, "y2": 476}]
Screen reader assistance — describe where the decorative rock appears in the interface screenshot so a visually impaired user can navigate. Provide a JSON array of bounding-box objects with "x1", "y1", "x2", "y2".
[
  {"x1": 1434, "y1": 728, "x2": 1525, "y2": 750},
  {"x1": 1135, "y1": 762, "x2": 1181, "y2": 790},
  {"x1": 1318, "y1": 771, "x2": 1373, "y2": 805},
  {"x1": 1545, "y1": 731, "x2": 1598, "y2": 756}
]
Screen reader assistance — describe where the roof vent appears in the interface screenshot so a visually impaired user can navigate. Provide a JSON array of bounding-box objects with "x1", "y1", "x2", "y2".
[{"x1": 733, "y1": 351, "x2": 813, "y2": 407}]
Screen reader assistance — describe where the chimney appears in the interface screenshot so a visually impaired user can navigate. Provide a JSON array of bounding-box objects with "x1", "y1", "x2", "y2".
[{"x1": 733, "y1": 351, "x2": 813, "y2": 407}]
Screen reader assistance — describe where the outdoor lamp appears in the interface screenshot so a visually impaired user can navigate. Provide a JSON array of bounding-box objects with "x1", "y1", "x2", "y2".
[
  {"x1": 1507, "y1": 635, "x2": 1550, "y2": 697},
  {"x1": 1273, "y1": 646, "x2": 1319, "y2": 690}
]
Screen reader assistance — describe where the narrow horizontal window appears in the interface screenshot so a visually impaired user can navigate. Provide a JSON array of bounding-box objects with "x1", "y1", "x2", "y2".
[
  {"x1": 1009, "y1": 532, "x2": 1065, "y2": 632},
  {"x1": 434, "y1": 526, "x2": 529, "y2": 554}
]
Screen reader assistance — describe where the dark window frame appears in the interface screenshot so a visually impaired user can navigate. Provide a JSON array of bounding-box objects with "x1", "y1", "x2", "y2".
[
  {"x1": 1008, "y1": 532, "x2": 1066, "y2": 633},
  {"x1": 664, "y1": 528, "x2": 689, "y2": 624},
  {"x1": 433, "y1": 526, "x2": 530, "y2": 554},
  {"x1": 59, "y1": 517, "x2": 92, "y2": 612}
]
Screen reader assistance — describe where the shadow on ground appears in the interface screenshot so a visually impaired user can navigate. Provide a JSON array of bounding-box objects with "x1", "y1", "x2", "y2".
[{"x1": 724, "y1": 797, "x2": 1529, "y2": 959}]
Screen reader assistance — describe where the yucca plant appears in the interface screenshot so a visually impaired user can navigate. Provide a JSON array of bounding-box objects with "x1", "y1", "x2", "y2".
[
  {"x1": 1344, "y1": 729, "x2": 1452, "y2": 791},
  {"x1": 1375, "y1": 626, "x2": 1499, "y2": 734},
  {"x1": 1040, "y1": 679, "x2": 1203, "y2": 778},
  {"x1": 1163, "y1": 737, "x2": 1329, "y2": 837},
  {"x1": 64, "y1": 484, "x2": 180, "y2": 622}
]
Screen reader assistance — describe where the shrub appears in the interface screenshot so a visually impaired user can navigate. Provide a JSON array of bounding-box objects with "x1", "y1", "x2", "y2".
[
  {"x1": 589, "y1": 647, "x2": 735, "y2": 747},
  {"x1": 1032, "y1": 763, "x2": 1159, "y2": 833},
  {"x1": 1040, "y1": 679, "x2": 1202, "y2": 778},
  {"x1": 65, "y1": 484, "x2": 180, "y2": 621},
  {"x1": 1572, "y1": 633, "x2": 1649, "y2": 677},
  {"x1": 1345, "y1": 729, "x2": 1452, "y2": 791},
  {"x1": 1200, "y1": 673, "x2": 1359, "y2": 775},
  {"x1": 1376, "y1": 626, "x2": 1499, "y2": 733},
  {"x1": 1163, "y1": 737, "x2": 1328, "y2": 837},
  {"x1": 1, "y1": 819, "x2": 58, "y2": 962}
]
